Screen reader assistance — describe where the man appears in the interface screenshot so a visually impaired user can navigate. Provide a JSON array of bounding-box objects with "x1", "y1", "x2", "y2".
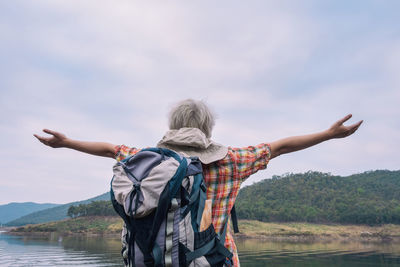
[{"x1": 34, "y1": 99, "x2": 363, "y2": 266}]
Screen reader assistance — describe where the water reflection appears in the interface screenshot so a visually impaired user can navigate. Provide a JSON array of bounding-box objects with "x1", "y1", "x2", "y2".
[
  {"x1": 1, "y1": 231, "x2": 400, "y2": 266},
  {"x1": 236, "y1": 238, "x2": 400, "y2": 267},
  {"x1": 0, "y1": 232, "x2": 122, "y2": 267}
]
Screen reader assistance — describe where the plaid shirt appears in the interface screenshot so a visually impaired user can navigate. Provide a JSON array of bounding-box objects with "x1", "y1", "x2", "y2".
[{"x1": 115, "y1": 143, "x2": 271, "y2": 266}]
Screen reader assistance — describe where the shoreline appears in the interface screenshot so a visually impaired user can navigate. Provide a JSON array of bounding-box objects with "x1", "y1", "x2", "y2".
[
  {"x1": 4, "y1": 218, "x2": 400, "y2": 243},
  {"x1": 235, "y1": 220, "x2": 400, "y2": 243},
  {"x1": 5, "y1": 230, "x2": 121, "y2": 238},
  {"x1": 234, "y1": 232, "x2": 400, "y2": 243},
  {"x1": 5, "y1": 231, "x2": 400, "y2": 244}
]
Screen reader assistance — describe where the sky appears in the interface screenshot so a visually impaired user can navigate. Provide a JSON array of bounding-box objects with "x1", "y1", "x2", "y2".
[{"x1": 0, "y1": 0, "x2": 399, "y2": 205}]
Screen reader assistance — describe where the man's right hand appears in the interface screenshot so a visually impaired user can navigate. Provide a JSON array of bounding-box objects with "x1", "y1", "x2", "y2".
[
  {"x1": 34, "y1": 129, "x2": 68, "y2": 148},
  {"x1": 34, "y1": 129, "x2": 116, "y2": 158}
]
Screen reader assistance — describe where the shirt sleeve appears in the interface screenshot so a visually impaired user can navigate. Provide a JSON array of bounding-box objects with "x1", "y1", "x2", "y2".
[
  {"x1": 230, "y1": 143, "x2": 271, "y2": 181},
  {"x1": 114, "y1": 145, "x2": 141, "y2": 162}
]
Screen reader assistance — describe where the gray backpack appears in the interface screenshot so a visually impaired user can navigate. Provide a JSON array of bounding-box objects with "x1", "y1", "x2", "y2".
[{"x1": 111, "y1": 148, "x2": 234, "y2": 267}]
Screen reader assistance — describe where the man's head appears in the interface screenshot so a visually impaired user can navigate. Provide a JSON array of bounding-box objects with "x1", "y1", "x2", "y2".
[{"x1": 168, "y1": 99, "x2": 215, "y2": 138}]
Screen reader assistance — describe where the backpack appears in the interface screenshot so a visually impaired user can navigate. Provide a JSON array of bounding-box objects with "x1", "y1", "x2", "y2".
[{"x1": 110, "y1": 147, "x2": 236, "y2": 267}]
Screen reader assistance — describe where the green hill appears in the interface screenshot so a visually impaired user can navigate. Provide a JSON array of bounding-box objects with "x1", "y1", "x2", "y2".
[
  {"x1": 236, "y1": 170, "x2": 400, "y2": 225},
  {"x1": 0, "y1": 202, "x2": 60, "y2": 224},
  {"x1": 7, "y1": 192, "x2": 110, "y2": 226},
  {"x1": 7, "y1": 170, "x2": 400, "y2": 227}
]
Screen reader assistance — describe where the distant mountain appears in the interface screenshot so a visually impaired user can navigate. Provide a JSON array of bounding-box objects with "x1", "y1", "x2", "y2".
[
  {"x1": 6, "y1": 192, "x2": 110, "y2": 226},
  {"x1": 0, "y1": 202, "x2": 60, "y2": 225}
]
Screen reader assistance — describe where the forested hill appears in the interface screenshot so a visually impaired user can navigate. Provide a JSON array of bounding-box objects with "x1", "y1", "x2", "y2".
[
  {"x1": 6, "y1": 170, "x2": 400, "y2": 227},
  {"x1": 236, "y1": 170, "x2": 400, "y2": 225}
]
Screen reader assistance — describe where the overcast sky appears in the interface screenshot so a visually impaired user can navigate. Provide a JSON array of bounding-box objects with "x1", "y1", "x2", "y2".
[{"x1": 0, "y1": 0, "x2": 399, "y2": 205}]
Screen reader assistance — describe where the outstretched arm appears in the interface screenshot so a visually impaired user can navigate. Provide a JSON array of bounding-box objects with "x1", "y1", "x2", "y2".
[
  {"x1": 269, "y1": 114, "x2": 363, "y2": 159},
  {"x1": 34, "y1": 129, "x2": 116, "y2": 158}
]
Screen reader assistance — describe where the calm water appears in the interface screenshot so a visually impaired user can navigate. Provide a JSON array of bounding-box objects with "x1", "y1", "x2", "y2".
[{"x1": 1, "y1": 230, "x2": 400, "y2": 266}]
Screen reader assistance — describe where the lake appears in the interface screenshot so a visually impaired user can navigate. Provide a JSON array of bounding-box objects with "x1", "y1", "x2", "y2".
[{"x1": 1, "y1": 231, "x2": 400, "y2": 266}]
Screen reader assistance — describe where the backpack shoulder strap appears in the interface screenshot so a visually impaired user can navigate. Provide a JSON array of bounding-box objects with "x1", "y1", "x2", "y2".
[
  {"x1": 147, "y1": 149, "x2": 188, "y2": 262},
  {"x1": 230, "y1": 205, "x2": 239, "y2": 233},
  {"x1": 220, "y1": 205, "x2": 240, "y2": 244}
]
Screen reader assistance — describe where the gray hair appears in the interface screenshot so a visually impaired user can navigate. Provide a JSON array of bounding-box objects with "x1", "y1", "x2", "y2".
[{"x1": 168, "y1": 99, "x2": 216, "y2": 138}]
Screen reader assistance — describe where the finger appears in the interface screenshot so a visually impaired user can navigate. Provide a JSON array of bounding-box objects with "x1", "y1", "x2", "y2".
[
  {"x1": 34, "y1": 134, "x2": 50, "y2": 143},
  {"x1": 43, "y1": 129, "x2": 58, "y2": 136},
  {"x1": 347, "y1": 121, "x2": 363, "y2": 135},
  {"x1": 338, "y1": 114, "x2": 352, "y2": 125},
  {"x1": 348, "y1": 120, "x2": 363, "y2": 130},
  {"x1": 35, "y1": 136, "x2": 49, "y2": 145},
  {"x1": 34, "y1": 134, "x2": 45, "y2": 141}
]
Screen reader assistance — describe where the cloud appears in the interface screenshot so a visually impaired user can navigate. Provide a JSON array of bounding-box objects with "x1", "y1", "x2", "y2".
[{"x1": 0, "y1": 1, "x2": 399, "y2": 204}]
